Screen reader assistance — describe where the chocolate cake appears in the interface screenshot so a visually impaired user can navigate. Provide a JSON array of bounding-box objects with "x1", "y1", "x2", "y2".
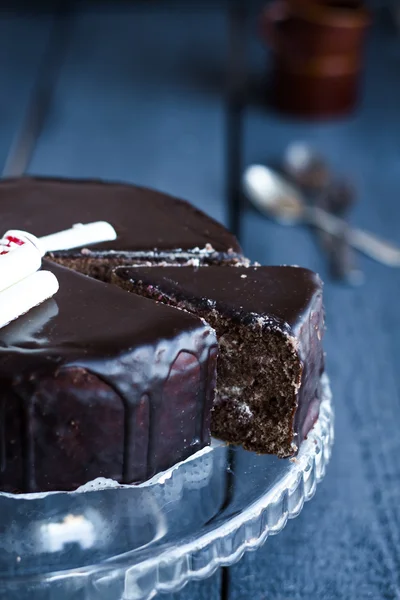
[
  {"x1": 0, "y1": 261, "x2": 217, "y2": 493},
  {"x1": 0, "y1": 176, "x2": 326, "y2": 493},
  {"x1": 114, "y1": 265, "x2": 325, "y2": 457},
  {"x1": 0, "y1": 177, "x2": 245, "y2": 280}
]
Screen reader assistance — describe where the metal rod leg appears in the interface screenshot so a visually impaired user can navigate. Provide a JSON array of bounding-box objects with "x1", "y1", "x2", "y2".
[{"x1": 226, "y1": 0, "x2": 247, "y2": 241}]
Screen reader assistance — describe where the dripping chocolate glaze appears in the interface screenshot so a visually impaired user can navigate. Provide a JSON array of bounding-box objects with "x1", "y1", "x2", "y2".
[
  {"x1": 0, "y1": 262, "x2": 217, "y2": 492},
  {"x1": 114, "y1": 265, "x2": 325, "y2": 447},
  {"x1": 0, "y1": 176, "x2": 242, "y2": 254}
]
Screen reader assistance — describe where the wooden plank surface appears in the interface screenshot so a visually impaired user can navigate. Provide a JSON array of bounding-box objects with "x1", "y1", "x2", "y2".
[
  {"x1": 231, "y1": 8, "x2": 400, "y2": 600},
  {"x1": 6, "y1": 2, "x2": 400, "y2": 599},
  {"x1": 27, "y1": 1, "x2": 228, "y2": 227}
]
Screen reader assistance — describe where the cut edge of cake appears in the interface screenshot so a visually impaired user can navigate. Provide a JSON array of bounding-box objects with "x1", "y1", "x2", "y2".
[{"x1": 48, "y1": 245, "x2": 249, "y2": 283}]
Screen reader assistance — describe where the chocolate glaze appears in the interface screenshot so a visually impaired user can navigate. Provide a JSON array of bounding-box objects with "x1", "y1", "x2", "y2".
[
  {"x1": 115, "y1": 265, "x2": 323, "y2": 332},
  {"x1": 115, "y1": 265, "x2": 325, "y2": 450},
  {"x1": 0, "y1": 176, "x2": 242, "y2": 256},
  {"x1": 0, "y1": 262, "x2": 217, "y2": 493}
]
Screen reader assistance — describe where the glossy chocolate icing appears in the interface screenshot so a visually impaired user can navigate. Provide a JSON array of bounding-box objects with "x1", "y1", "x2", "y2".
[
  {"x1": 0, "y1": 262, "x2": 217, "y2": 493},
  {"x1": 0, "y1": 176, "x2": 241, "y2": 256},
  {"x1": 115, "y1": 265, "x2": 325, "y2": 451},
  {"x1": 115, "y1": 265, "x2": 323, "y2": 332}
]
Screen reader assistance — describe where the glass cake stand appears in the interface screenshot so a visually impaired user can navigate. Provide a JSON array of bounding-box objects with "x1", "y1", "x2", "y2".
[{"x1": 0, "y1": 375, "x2": 333, "y2": 600}]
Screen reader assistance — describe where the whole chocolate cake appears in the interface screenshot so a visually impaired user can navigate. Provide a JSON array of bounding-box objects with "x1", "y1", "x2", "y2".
[
  {"x1": 0, "y1": 261, "x2": 217, "y2": 493},
  {"x1": 114, "y1": 265, "x2": 325, "y2": 457}
]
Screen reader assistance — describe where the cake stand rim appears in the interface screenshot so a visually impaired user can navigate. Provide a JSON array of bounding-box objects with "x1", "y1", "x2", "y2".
[{"x1": 13, "y1": 374, "x2": 333, "y2": 600}]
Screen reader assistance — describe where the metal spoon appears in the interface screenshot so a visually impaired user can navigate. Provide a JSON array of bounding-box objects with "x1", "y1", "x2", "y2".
[
  {"x1": 283, "y1": 142, "x2": 360, "y2": 283},
  {"x1": 283, "y1": 142, "x2": 331, "y2": 191},
  {"x1": 243, "y1": 164, "x2": 400, "y2": 267}
]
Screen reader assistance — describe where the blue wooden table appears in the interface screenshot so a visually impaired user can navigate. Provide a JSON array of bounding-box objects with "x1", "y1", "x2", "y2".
[{"x1": 2, "y1": 2, "x2": 400, "y2": 598}]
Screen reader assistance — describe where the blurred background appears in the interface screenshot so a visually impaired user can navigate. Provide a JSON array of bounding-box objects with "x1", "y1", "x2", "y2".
[
  {"x1": 2, "y1": 0, "x2": 400, "y2": 599},
  {"x1": 3, "y1": 0, "x2": 399, "y2": 277}
]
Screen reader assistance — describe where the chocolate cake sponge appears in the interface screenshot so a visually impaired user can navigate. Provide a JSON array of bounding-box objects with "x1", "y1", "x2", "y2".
[
  {"x1": 0, "y1": 262, "x2": 217, "y2": 493},
  {"x1": 0, "y1": 177, "x2": 245, "y2": 279},
  {"x1": 114, "y1": 265, "x2": 325, "y2": 457}
]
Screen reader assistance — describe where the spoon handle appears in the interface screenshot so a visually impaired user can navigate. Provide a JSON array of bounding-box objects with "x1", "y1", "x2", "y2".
[{"x1": 307, "y1": 207, "x2": 400, "y2": 267}]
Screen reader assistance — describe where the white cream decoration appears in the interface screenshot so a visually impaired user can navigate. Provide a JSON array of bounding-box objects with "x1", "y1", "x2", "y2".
[
  {"x1": 0, "y1": 230, "x2": 43, "y2": 254},
  {"x1": 0, "y1": 240, "x2": 42, "y2": 293},
  {"x1": 38, "y1": 221, "x2": 117, "y2": 253},
  {"x1": 3, "y1": 221, "x2": 117, "y2": 256},
  {"x1": 0, "y1": 270, "x2": 59, "y2": 330},
  {"x1": 0, "y1": 220, "x2": 116, "y2": 330}
]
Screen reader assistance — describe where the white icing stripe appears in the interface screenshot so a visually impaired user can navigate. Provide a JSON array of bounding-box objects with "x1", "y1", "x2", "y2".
[
  {"x1": 0, "y1": 242, "x2": 42, "y2": 293},
  {"x1": 39, "y1": 221, "x2": 117, "y2": 253},
  {"x1": 0, "y1": 270, "x2": 59, "y2": 330}
]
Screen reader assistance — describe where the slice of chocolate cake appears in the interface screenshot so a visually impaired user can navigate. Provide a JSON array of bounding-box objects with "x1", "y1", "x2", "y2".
[
  {"x1": 114, "y1": 265, "x2": 325, "y2": 457},
  {"x1": 0, "y1": 177, "x2": 245, "y2": 280},
  {"x1": 0, "y1": 262, "x2": 217, "y2": 493}
]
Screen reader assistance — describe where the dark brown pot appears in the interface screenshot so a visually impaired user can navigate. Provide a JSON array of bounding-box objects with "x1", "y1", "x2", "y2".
[{"x1": 260, "y1": 0, "x2": 370, "y2": 118}]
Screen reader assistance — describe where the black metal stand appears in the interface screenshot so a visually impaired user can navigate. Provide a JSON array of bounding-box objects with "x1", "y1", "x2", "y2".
[{"x1": 226, "y1": 0, "x2": 247, "y2": 242}]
